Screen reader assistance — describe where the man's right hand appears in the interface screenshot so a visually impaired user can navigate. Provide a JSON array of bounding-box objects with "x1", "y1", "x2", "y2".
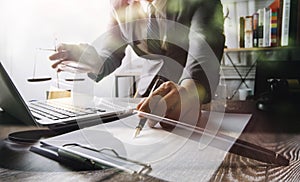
[{"x1": 49, "y1": 43, "x2": 103, "y2": 74}]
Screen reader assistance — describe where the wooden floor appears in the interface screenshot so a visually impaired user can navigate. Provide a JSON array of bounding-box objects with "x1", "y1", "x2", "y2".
[{"x1": 1, "y1": 101, "x2": 300, "y2": 181}]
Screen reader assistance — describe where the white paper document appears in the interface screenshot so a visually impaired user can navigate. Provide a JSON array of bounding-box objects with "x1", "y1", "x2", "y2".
[{"x1": 41, "y1": 111, "x2": 251, "y2": 181}]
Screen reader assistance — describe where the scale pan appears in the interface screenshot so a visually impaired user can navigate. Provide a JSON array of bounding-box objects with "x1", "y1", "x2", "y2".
[
  {"x1": 27, "y1": 77, "x2": 52, "y2": 82},
  {"x1": 65, "y1": 78, "x2": 85, "y2": 81}
]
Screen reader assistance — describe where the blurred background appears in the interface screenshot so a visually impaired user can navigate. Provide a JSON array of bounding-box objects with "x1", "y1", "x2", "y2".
[
  {"x1": 0, "y1": 0, "x2": 112, "y2": 101},
  {"x1": 1, "y1": 0, "x2": 295, "y2": 101}
]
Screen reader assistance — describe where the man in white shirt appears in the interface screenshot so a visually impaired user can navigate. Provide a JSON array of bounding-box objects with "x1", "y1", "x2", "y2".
[{"x1": 49, "y1": 0, "x2": 225, "y2": 128}]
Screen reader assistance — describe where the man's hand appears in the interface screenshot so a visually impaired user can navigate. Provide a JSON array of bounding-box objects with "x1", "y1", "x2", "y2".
[
  {"x1": 137, "y1": 79, "x2": 203, "y2": 129},
  {"x1": 49, "y1": 43, "x2": 103, "y2": 74}
]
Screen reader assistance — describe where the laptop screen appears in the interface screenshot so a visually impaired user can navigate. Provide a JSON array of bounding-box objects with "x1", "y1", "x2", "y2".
[{"x1": 0, "y1": 62, "x2": 37, "y2": 126}]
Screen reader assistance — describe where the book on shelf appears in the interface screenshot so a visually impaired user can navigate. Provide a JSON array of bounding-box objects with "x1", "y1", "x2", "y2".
[
  {"x1": 263, "y1": 7, "x2": 271, "y2": 47},
  {"x1": 244, "y1": 16, "x2": 253, "y2": 48},
  {"x1": 281, "y1": 0, "x2": 299, "y2": 46},
  {"x1": 236, "y1": 0, "x2": 300, "y2": 49},
  {"x1": 252, "y1": 12, "x2": 259, "y2": 47},
  {"x1": 281, "y1": 0, "x2": 291, "y2": 46},
  {"x1": 239, "y1": 17, "x2": 245, "y2": 48},
  {"x1": 270, "y1": 11, "x2": 278, "y2": 47},
  {"x1": 239, "y1": 16, "x2": 254, "y2": 48},
  {"x1": 257, "y1": 8, "x2": 265, "y2": 47},
  {"x1": 269, "y1": 0, "x2": 281, "y2": 47},
  {"x1": 288, "y1": 0, "x2": 299, "y2": 46},
  {"x1": 256, "y1": 7, "x2": 272, "y2": 48}
]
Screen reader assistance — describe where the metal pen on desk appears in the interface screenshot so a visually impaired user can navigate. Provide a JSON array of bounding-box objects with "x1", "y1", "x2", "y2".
[
  {"x1": 137, "y1": 111, "x2": 289, "y2": 166},
  {"x1": 134, "y1": 77, "x2": 161, "y2": 138}
]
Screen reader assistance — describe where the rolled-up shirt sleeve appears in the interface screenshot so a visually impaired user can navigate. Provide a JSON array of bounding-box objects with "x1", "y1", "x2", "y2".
[
  {"x1": 179, "y1": 0, "x2": 224, "y2": 103},
  {"x1": 88, "y1": 0, "x2": 128, "y2": 82}
]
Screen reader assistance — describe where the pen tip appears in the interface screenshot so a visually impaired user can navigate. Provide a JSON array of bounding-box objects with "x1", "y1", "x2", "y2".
[
  {"x1": 134, "y1": 128, "x2": 141, "y2": 138},
  {"x1": 277, "y1": 154, "x2": 289, "y2": 166}
]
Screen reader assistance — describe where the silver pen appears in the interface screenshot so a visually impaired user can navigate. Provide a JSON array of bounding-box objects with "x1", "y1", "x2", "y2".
[{"x1": 133, "y1": 77, "x2": 161, "y2": 138}]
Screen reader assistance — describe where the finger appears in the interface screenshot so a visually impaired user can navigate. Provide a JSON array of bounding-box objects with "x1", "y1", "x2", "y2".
[
  {"x1": 138, "y1": 93, "x2": 165, "y2": 115},
  {"x1": 56, "y1": 43, "x2": 74, "y2": 52},
  {"x1": 160, "y1": 109, "x2": 179, "y2": 131},
  {"x1": 51, "y1": 59, "x2": 70, "y2": 69},
  {"x1": 138, "y1": 95, "x2": 166, "y2": 128},
  {"x1": 56, "y1": 43, "x2": 66, "y2": 52},
  {"x1": 159, "y1": 121, "x2": 176, "y2": 131},
  {"x1": 151, "y1": 81, "x2": 173, "y2": 97},
  {"x1": 183, "y1": 106, "x2": 202, "y2": 127},
  {"x1": 147, "y1": 119, "x2": 159, "y2": 128},
  {"x1": 152, "y1": 82, "x2": 180, "y2": 114},
  {"x1": 137, "y1": 82, "x2": 177, "y2": 128},
  {"x1": 158, "y1": 92, "x2": 180, "y2": 130},
  {"x1": 57, "y1": 68, "x2": 63, "y2": 72},
  {"x1": 49, "y1": 51, "x2": 70, "y2": 61},
  {"x1": 160, "y1": 89, "x2": 180, "y2": 115},
  {"x1": 137, "y1": 96, "x2": 163, "y2": 128},
  {"x1": 51, "y1": 60, "x2": 62, "y2": 69},
  {"x1": 146, "y1": 95, "x2": 167, "y2": 128},
  {"x1": 136, "y1": 98, "x2": 147, "y2": 111},
  {"x1": 137, "y1": 99, "x2": 151, "y2": 113},
  {"x1": 155, "y1": 83, "x2": 182, "y2": 130},
  {"x1": 137, "y1": 82, "x2": 173, "y2": 113}
]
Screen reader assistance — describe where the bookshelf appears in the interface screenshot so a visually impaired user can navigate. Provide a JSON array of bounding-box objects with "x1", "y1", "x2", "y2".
[
  {"x1": 238, "y1": 0, "x2": 299, "y2": 48},
  {"x1": 221, "y1": 0, "x2": 300, "y2": 99}
]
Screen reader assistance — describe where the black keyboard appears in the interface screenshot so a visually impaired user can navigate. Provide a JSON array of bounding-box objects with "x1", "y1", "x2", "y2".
[{"x1": 29, "y1": 101, "x2": 105, "y2": 120}]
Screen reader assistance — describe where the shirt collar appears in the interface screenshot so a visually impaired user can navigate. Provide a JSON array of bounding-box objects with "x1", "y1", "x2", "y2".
[{"x1": 139, "y1": 0, "x2": 167, "y2": 17}]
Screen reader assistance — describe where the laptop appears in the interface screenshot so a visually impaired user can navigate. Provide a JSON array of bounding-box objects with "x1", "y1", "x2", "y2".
[{"x1": 0, "y1": 62, "x2": 133, "y2": 131}]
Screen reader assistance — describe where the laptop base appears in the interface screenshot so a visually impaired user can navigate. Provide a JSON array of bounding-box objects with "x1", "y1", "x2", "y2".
[{"x1": 8, "y1": 129, "x2": 58, "y2": 144}]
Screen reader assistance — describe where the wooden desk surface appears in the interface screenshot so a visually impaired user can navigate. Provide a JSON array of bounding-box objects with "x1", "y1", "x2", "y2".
[{"x1": 1, "y1": 101, "x2": 300, "y2": 181}]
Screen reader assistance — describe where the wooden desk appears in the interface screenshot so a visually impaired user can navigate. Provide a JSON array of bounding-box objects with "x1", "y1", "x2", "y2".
[
  {"x1": 1, "y1": 101, "x2": 300, "y2": 181},
  {"x1": 205, "y1": 101, "x2": 300, "y2": 181}
]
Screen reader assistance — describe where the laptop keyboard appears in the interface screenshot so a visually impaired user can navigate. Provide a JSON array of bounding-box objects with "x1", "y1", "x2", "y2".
[{"x1": 28, "y1": 101, "x2": 106, "y2": 121}]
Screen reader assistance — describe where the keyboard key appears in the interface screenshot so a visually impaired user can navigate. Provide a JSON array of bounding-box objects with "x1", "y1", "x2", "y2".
[{"x1": 28, "y1": 100, "x2": 102, "y2": 121}]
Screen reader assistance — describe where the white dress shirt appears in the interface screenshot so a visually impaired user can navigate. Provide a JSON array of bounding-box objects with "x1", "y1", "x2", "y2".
[{"x1": 110, "y1": 0, "x2": 170, "y2": 95}]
